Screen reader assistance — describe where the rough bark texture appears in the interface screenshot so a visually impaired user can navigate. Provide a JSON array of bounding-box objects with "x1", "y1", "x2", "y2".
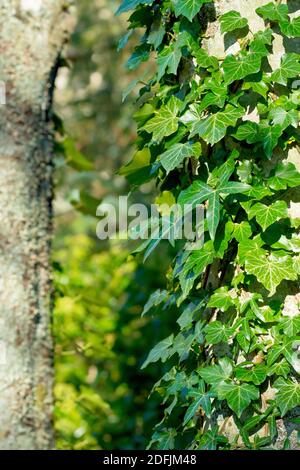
[
  {"x1": 0, "y1": 0, "x2": 74, "y2": 450},
  {"x1": 202, "y1": 0, "x2": 300, "y2": 450}
]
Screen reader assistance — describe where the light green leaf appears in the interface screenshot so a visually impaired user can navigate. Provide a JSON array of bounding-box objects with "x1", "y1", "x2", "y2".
[
  {"x1": 233, "y1": 122, "x2": 259, "y2": 143},
  {"x1": 219, "y1": 181, "x2": 251, "y2": 194},
  {"x1": 223, "y1": 53, "x2": 262, "y2": 85},
  {"x1": 193, "y1": 47, "x2": 219, "y2": 69},
  {"x1": 143, "y1": 96, "x2": 181, "y2": 142},
  {"x1": 178, "y1": 180, "x2": 212, "y2": 207},
  {"x1": 245, "y1": 252, "x2": 297, "y2": 296},
  {"x1": 220, "y1": 11, "x2": 248, "y2": 34},
  {"x1": 232, "y1": 221, "x2": 252, "y2": 242},
  {"x1": 207, "y1": 287, "x2": 235, "y2": 312},
  {"x1": 280, "y1": 17, "x2": 300, "y2": 38},
  {"x1": 235, "y1": 365, "x2": 267, "y2": 386},
  {"x1": 119, "y1": 148, "x2": 152, "y2": 185},
  {"x1": 275, "y1": 379, "x2": 300, "y2": 416},
  {"x1": 218, "y1": 382, "x2": 259, "y2": 418},
  {"x1": 191, "y1": 104, "x2": 245, "y2": 145},
  {"x1": 199, "y1": 359, "x2": 233, "y2": 385},
  {"x1": 256, "y1": 2, "x2": 289, "y2": 23},
  {"x1": 271, "y1": 53, "x2": 300, "y2": 86},
  {"x1": 247, "y1": 200, "x2": 288, "y2": 231},
  {"x1": 160, "y1": 142, "x2": 201, "y2": 173},
  {"x1": 269, "y1": 162, "x2": 300, "y2": 190},
  {"x1": 172, "y1": 0, "x2": 211, "y2": 22},
  {"x1": 268, "y1": 360, "x2": 290, "y2": 378},
  {"x1": 269, "y1": 107, "x2": 299, "y2": 129},
  {"x1": 280, "y1": 317, "x2": 300, "y2": 338},
  {"x1": 204, "y1": 321, "x2": 234, "y2": 345}
]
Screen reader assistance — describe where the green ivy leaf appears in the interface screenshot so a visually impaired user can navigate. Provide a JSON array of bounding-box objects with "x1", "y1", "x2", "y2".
[
  {"x1": 207, "y1": 191, "x2": 220, "y2": 240},
  {"x1": 184, "y1": 380, "x2": 213, "y2": 424},
  {"x1": 220, "y1": 11, "x2": 248, "y2": 34},
  {"x1": 160, "y1": 142, "x2": 201, "y2": 173},
  {"x1": 204, "y1": 321, "x2": 235, "y2": 345},
  {"x1": 172, "y1": 0, "x2": 211, "y2": 22},
  {"x1": 217, "y1": 382, "x2": 259, "y2": 418},
  {"x1": 235, "y1": 365, "x2": 267, "y2": 386},
  {"x1": 269, "y1": 162, "x2": 300, "y2": 191},
  {"x1": 223, "y1": 53, "x2": 262, "y2": 85},
  {"x1": 150, "y1": 428, "x2": 177, "y2": 450},
  {"x1": 143, "y1": 96, "x2": 181, "y2": 142},
  {"x1": 269, "y1": 107, "x2": 299, "y2": 130},
  {"x1": 268, "y1": 360, "x2": 290, "y2": 378},
  {"x1": 233, "y1": 122, "x2": 259, "y2": 144},
  {"x1": 247, "y1": 200, "x2": 288, "y2": 231},
  {"x1": 245, "y1": 252, "x2": 297, "y2": 296},
  {"x1": 280, "y1": 316, "x2": 300, "y2": 338},
  {"x1": 141, "y1": 334, "x2": 174, "y2": 368},
  {"x1": 280, "y1": 17, "x2": 300, "y2": 38},
  {"x1": 275, "y1": 379, "x2": 300, "y2": 416},
  {"x1": 191, "y1": 104, "x2": 245, "y2": 145},
  {"x1": 199, "y1": 358, "x2": 233, "y2": 384},
  {"x1": 271, "y1": 53, "x2": 300, "y2": 86},
  {"x1": 157, "y1": 43, "x2": 182, "y2": 80},
  {"x1": 207, "y1": 287, "x2": 235, "y2": 312},
  {"x1": 256, "y1": 2, "x2": 289, "y2": 23}
]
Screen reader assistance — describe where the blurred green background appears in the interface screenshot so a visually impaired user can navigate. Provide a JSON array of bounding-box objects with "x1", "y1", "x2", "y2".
[{"x1": 53, "y1": 0, "x2": 171, "y2": 450}]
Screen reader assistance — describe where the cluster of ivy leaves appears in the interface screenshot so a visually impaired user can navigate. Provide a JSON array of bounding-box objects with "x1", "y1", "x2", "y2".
[{"x1": 117, "y1": 0, "x2": 300, "y2": 450}]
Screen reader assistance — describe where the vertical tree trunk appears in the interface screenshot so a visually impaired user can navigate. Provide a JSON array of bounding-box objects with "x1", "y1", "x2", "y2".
[
  {"x1": 202, "y1": 0, "x2": 300, "y2": 449},
  {"x1": 0, "y1": 0, "x2": 74, "y2": 450}
]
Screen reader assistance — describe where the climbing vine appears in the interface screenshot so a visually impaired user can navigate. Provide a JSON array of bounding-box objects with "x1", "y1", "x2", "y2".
[{"x1": 117, "y1": 0, "x2": 300, "y2": 450}]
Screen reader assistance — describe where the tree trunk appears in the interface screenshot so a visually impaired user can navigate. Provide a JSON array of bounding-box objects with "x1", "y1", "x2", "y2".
[
  {"x1": 202, "y1": 0, "x2": 300, "y2": 450},
  {"x1": 0, "y1": 0, "x2": 74, "y2": 450}
]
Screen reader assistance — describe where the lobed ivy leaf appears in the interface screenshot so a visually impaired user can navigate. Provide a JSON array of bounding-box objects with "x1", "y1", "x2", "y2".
[
  {"x1": 199, "y1": 358, "x2": 233, "y2": 385},
  {"x1": 247, "y1": 200, "x2": 288, "y2": 231},
  {"x1": 256, "y1": 2, "x2": 289, "y2": 23},
  {"x1": 141, "y1": 334, "x2": 174, "y2": 368},
  {"x1": 191, "y1": 104, "x2": 245, "y2": 145},
  {"x1": 160, "y1": 142, "x2": 201, "y2": 174},
  {"x1": 207, "y1": 287, "x2": 236, "y2": 312},
  {"x1": 275, "y1": 378, "x2": 300, "y2": 417},
  {"x1": 271, "y1": 53, "x2": 300, "y2": 86},
  {"x1": 204, "y1": 321, "x2": 235, "y2": 345},
  {"x1": 269, "y1": 162, "x2": 300, "y2": 191},
  {"x1": 220, "y1": 11, "x2": 248, "y2": 34},
  {"x1": 157, "y1": 42, "x2": 182, "y2": 80},
  {"x1": 143, "y1": 96, "x2": 181, "y2": 142},
  {"x1": 280, "y1": 17, "x2": 300, "y2": 38},
  {"x1": 245, "y1": 252, "x2": 297, "y2": 296},
  {"x1": 223, "y1": 53, "x2": 262, "y2": 85},
  {"x1": 217, "y1": 382, "x2": 259, "y2": 418},
  {"x1": 235, "y1": 365, "x2": 267, "y2": 386},
  {"x1": 171, "y1": 0, "x2": 211, "y2": 22},
  {"x1": 184, "y1": 380, "x2": 213, "y2": 424}
]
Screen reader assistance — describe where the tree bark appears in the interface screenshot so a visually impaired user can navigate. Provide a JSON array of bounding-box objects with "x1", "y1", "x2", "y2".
[
  {"x1": 202, "y1": 0, "x2": 300, "y2": 450},
  {"x1": 0, "y1": 0, "x2": 74, "y2": 450}
]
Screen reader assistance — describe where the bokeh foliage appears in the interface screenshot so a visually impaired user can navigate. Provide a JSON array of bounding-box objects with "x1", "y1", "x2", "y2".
[{"x1": 53, "y1": 0, "x2": 172, "y2": 450}]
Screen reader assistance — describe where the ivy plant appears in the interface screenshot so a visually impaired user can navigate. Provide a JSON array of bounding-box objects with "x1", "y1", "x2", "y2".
[{"x1": 117, "y1": 0, "x2": 300, "y2": 450}]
